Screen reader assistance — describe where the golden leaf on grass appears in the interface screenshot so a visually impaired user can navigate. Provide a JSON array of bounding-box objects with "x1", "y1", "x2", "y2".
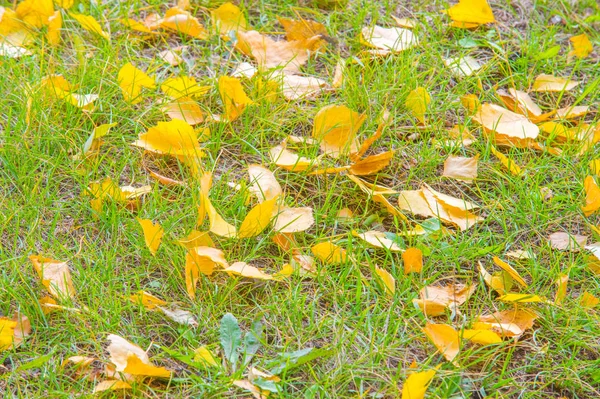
[
  {"x1": 401, "y1": 367, "x2": 437, "y2": 399},
  {"x1": 137, "y1": 218, "x2": 164, "y2": 256},
  {"x1": 121, "y1": 17, "x2": 156, "y2": 34},
  {"x1": 160, "y1": 7, "x2": 208, "y2": 39},
  {"x1": 269, "y1": 145, "x2": 312, "y2": 171},
  {"x1": 461, "y1": 94, "x2": 480, "y2": 114},
  {"x1": 490, "y1": 146, "x2": 522, "y2": 176},
  {"x1": 311, "y1": 241, "x2": 348, "y2": 264},
  {"x1": 476, "y1": 309, "x2": 537, "y2": 337},
  {"x1": 312, "y1": 104, "x2": 366, "y2": 158},
  {"x1": 423, "y1": 323, "x2": 460, "y2": 364},
  {"x1": 275, "y1": 72, "x2": 329, "y2": 100},
  {"x1": 0, "y1": 318, "x2": 17, "y2": 351},
  {"x1": 186, "y1": 246, "x2": 229, "y2": 298},
  {"x1": 555, "y1": 105, "x2": 589, "y2": 120},
  {"x1": 501, "y1": 88, "x2": 552, "y2": 122},
  {"x1": 248, "y1": 164, "x2": 282, "y2": 203},
  {"x1": 232, "y1": 62, "x2": 258, "y2": 79},
  {"x1": 158, "y1": 47, "x2": 185, "y2": 66},
  {"x1": 492, "y1": 256, "x2": 528, "y2": 287},
  {"x1": 118, "y1": 63, "x2": 155, "y2": 104},
  {"x1": 233, "y1": 379, "x2": 269, "y2": 399},
  {"x1": 279, "y1": 17, "x2": 327, "y2": 42},
  {"x1": 582, "y1": 176, "x2": 600, "y2": 216},
  {"x1": 162, "y1": 76, "x2": 210, "y2": 99},
  {"x1": 218, "y1": 76, "x2": 254, "y2": 121},
  {"x1": 361, "y1": 25, "x2": 418, "y2": 54},
  {"x1": 73, "y1": 122, "x2": 117, "y2": 160},
  {"x1": 15, "y1": 0, "x2": 54, "y2": 27},
  {"x1": 69, "y1": 13, "x2": 110, "y2": 40},
  {"x1": 106, "y1": 334, "x2": 171, "y2": 379},
  {"x1": 444, "y1": 0, "x2": 495, "y2": 26},
  {"x1": 47, "y1": 10, "x2": 61, "y2": 45},
  {"x1": 133, "y1": 119, "x2": 203, "y2": 161},
  {"x1": 86, "y1": 178, "x2": 151, "y2": 212},
  {"x1": 403, "y1": 247, "x2": 423, "y2": 274},
  {"x1": 461, "y1": 329, "x2": 502, "y2": 345},
  {"x1": 272, "y1": 233, "x2": 296, "y2": 252},
  {"x1": 444, "y1": 56, "x2": 482, "y2": 77},
  {"x1": 497, "y1": 293, "x2": 545, "y2": 303},
  {"x1": 414, "y1": 283, "x2": 476, "y2": 316},
  {"x1": 164, "y1": 97, "x2": 205, "y2": 125},
  {"x1": 129, "y1": 291, "x2": 167, "y2": 310},
  {"x1": 473, "y1": 103, "x2": 539, "y2": 139},
  {"x1": 93, "y1": 380, "x2": 132, "y2": 393},
  {"x1": 478, "y1": 261, "x2": 512, "y2": 295},
  {"x1": 211, "y1": 2, "x2": 248, "y2": 35},
  {"x1": 236, "y1": 30, "x2": 320, "y2": 72},
  {"x1": 580, "y1": 292, "x2": 599, "y2": 308},
  {"x1": 568, "y1": 33, "x2": 593, "y2": 59},
  {"x1": 29, "y1": 255, "x2": 75, "y2": 299},
  {"x1": 531, "y1": 74, "x2": 580, "y2": 92},
  {"x1": 375, "y1": 267, "x2": 395, "y2": 296},
  {"x1": 405, "y1": 87, "x2": 430, "y2": 124},
  {"x1": 272, "y1": 207, "x2": 314, "y2": 233},
  {"x1": 555, "y1": 274, "x2": 568, "y2": 304},
  {"x1": 202, "y1": 193, "x2": 237, "y2": 238},
  {"x1": 505, "y1": 249, "x2": 533, "y2": 259},
  {"x1": 238, "y1": 198, "x2": 278, "y2": 238},
  {"x1": 349, "y1": 151, "x2": 394, "y2": 176},
  {"x1": 193, "y1": 346, "x2": 219, "y2": 367},
  {"x1": 442, "y1": 155, "x2": 478, "y2": 183},
  {"x1": 224, "y1": 262, "x2": 274, "y2": 280},
  {"x1": 178, "y1": 230, "x2": 215, "y2": 249},
  {"x1": 548, "y1": 232, "x2": 587, "y2": 252},
  {"x1": 353, "y1": 230, "x2": 403, "y2": 252},
  {"x1": 157, "y1": 307, "x2": 198, "y2": 327},
  {"x1": 354, "y1": 109, "x2": 391, "y2": 159}
]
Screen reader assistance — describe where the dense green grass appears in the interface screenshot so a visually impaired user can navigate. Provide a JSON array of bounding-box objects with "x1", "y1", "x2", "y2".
[{"x1": 1, "y1": 0, "x2": 599, "y2": 397}]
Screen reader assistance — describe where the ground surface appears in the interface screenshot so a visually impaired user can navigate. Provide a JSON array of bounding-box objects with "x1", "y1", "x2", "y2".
[{"x1": 0, "y1": 0, "x2": 599, "y2": 398}]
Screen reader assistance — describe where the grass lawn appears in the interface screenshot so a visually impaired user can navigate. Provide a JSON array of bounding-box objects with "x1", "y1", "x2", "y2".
[{"x1": 1, "y1": 0, "x2": 599, "y2": 397}]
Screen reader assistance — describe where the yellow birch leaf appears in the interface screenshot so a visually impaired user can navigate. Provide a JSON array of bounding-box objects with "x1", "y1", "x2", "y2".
[
  {"x1": 161, "y1": 76, "x2": 210, "y2": 99},
  {"x1": 211, "y1": 2, "x2": 248, "y2": 35},
  {"x1": 497, "y1": 294, "x2": 545, "y2": 303},
  {"x1": 311, "y1": 242, "x2": 348, "y2": 264},
  {"x1": 132, "y1": 119, "x2": 203, "y2": 161},
  {"x1": 531, "y1": 74, "x2": 580, "y2": 92},
  {"x1": 29, "y1": 255, "x2": 75, "y2": 299},
  {"x1": 129, "y1": 290, "x2": 167, "y2": 310},
  {"x1": 269, "y1": 145, "x2": 312, "y2": 171},
  {"x1": 16, "y1": 0, "x2": 54, "y2": 28},
  {"x1": 582, "y1": 175, "x2": 600, "y2": 216},
  {"x1": 279, "y1": 17, "x2": 327, "y2": 42},
  {"x1": 238, "y1": 198, "x2": 278, "y2": 238},
  {"x1": 46, "y1": 11, "x2": 61, "y2": 45},
  {"x1": 555, "y1": 274, "x2": 568, "y2": 304},
  {"x1": 124, "y1": 353, "x2": 171, "y2": 378},
  {"x1": 248, "y1": 164, "x2": 282, "y2": 203},
  {"x1": 403, "y1": 247, "x2": 423, "y2": 274},
  {"x1": 580, "y1": 292, "x2": 599, "y2": 308},
  {"x1": 461, "y1": 329, "x2": 502, "y2": 345},
  {"x1": 460, "y1": 94, "x2": 480, "y2": 114},
  {"x1": 178, "y1": 230, "x2": 215, "y2": 249},
  {"x1": 492, "y1": 256, "x2": 527, "y2": 287},
  {"x1": 405, "y1": 87, "x2": 431, "y2": 124},
  {"x1": 312, "y1": 104, "x2": 366, "y2": 158},
  {"x1": 118, "y1": 63, "x2": 155, "y2": 104},
  {"x1": 375, "y1": 266, "x2": 395, "y2": 296},
  {"x1": 193, "y1": 346, "x2": 219, "y2": 367},
  {"x1": 0, "y1": 318, "x2": 17, "y2": 351},
  {"x1": 353, "y1": 230, "x2": 403, "y2": 252},
  {"x1": 442, "y1": 155, "x2": 478, "y2": 183},
  {"x1": 164, "y1": 97, "x2": 205, "y2": 125},
  {"x1": 218, "y1": 76, "x2": 253, "y2": 122},
  {"x1": 401, "y1": 367, "x2": 437, "y2": 399},
  {"x1": 568, "y1": 33, "x2": 593, "y2": 59},
  {"x1": 224, "y1": 262, "x2": 273, "y2": 280},
  {"x1": 423, "y1": 323, "x2": 460, "y2": 364},
  {"x1": 477, "y1": 309, "x2": 538, "y2": 338},
  {"x1": 69, "y1": 13, "x2": 110, "y2": 40},
  {"x1": 186, "y1": 246, "x2": 229, "y2": 299},
  {"x1": 361, "y1": 25, "x2": 418, "y2": 54},
  {"x1": 444, "y1": 0, "x2": 495, "y2": 25},
  {"x1": 93, "y1": 380, "x2": 132, "y2": 393},
  {"x1": 137, "y1": 218, "x2": 163, "y2": 256},
  {"x1": 160, "y1": 7, "x2": 208, "y2": 39},
  {"x1": 490, "y1": 146, "x2": 522, "y2": 176},
  {"x1": 272, "y1": 207, "x2": 315, "y2": 233},
  {"x1": 350, "y1": 151, "x2": 394, "y2": 176},
  {"x1": 474, "y1": 103, "x2": 539, "y2": 139}
]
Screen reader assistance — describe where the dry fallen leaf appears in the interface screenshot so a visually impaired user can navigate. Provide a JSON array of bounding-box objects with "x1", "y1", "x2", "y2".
[
  {"x1": 497, "y1": 293, "x2": 546, "y2": 303},
  {"x1": 568, "y1": 33, "x2": 593, "y2": 59},
  {"x1": 269, "y1": 144, "x2": 312, "y2": 171},
  {"x1": 582, "y1": 176, "x2": 600, "y2": 216},
  {"x1": 272, "y1": 206, "x2": 315, "y2": 233},
  {"x1": 374, "y1": 267, "x2": 395, "y2": 296},
  {"x1": 414, "y1": 283, "x2": 476, "y2": 316},
  {"x1": 69, "y1": 12, "x2": 110, "y2": 40},
  {"x1": 312, "y1": 104, "x2": 366, "y2": 158},
  {"x1": 311, "y1": 241, "x2": 348, "y2": 264},
  {"x1": 476, "y1": 308, "x2": 537, "y2": 337},
  {"x1": 224, "y1": 262, "x2": 274, "y2": 280},
  {"x1": 548, "y1": 232, "x2": 587, "y2": 252},
  {"x1": 133, "y1": 119, "x2": 203, "y2": 163},
  {"x1": 157, "y1": 306, "x2": 199, "y2": 327},
  {"x1": 211, "y1": 2, "x2": 248, "y2": 35},
  {"x1": 353, "y1": 230, "x2": 403, "y2": 252},
  {"x1": 137, "y1": 218, "x2": 164, "y2": 256},
  {"x1": 474, "y1": 103, "x2": 539, "y2": 140},
  {"x1": 444, "y1": 56, "x2": 482, "y2": 77},
  {"x1": 580, "y1": 292, "x2": 599, "y2": 308},
  {"x1": 93, "y1": 380, "x2": 132, "y2": 393},
  {"x1": 178, "y1": 230, "x2": 215, "y2": 249},
  {"x1": 29, "y1": 255, "x2": 75, "y2": 299},
  {"x1": 423, "y1": 323, "x2": 460, "y2": 364},
  {"x1": 163, "y1": 97, "x2": 205, "y2": 125},
  {"x1": 129, "y1": 291, "x2": 167, "y2": 310},
  {"x1": 555, "y1": 105, "x2": 589, "y2": 120},
  {"x1": 531, "y1": 74, "x2": 580, "y2": 92},
  {"x1": 275, "y1": 72, "x2": 329, "y2": 100},
  {"x1": 160, "y1": 7, "x2": 208, "y2": 39},
  {"x1": 492, "y1": 256, "x2": 528, "y2": 287},
  {"x1": 401, "y1": 367, "x2": 437, "y2": 399},
  {"x1": 405, "y1": 87, "x2": 431, "y2": 124},
  {"x1": 279, "y1": 17, "x2": 327, "y2": 42},
  {"x1": 444, "y1": 0, "x2": 495, "y2": 27},
  {"x1": 490, "y1": 146, "x2": 522, "y2": 176},
  {"x1": 349, "y1": 151, "x2": 394, "y2": 176},
  {"x1": 238, "y1": 198, "x2": 278, "y2": 238},
  {"x1": 442, "y1": 155, "x2": 478, "y2": 183},
  {"x1": 403, "y1": 247, "x2": 423, "y2": 274},
  {"x1": 361, "y1": 25, "x2": 418, "y2": 54},
  {"x1": 461, "y1": 329, "x2": 502, "y2": 345},
  {"x1": 106, "y1": 334, "x2": 171, "y2": 379},
  {"x1": 186, "y1": 246, "x2": 229, "y2": 298},
  {"x1": 248, "y1": 164, "x2": 283, "y2": 203},
  {"x1": 218, "y1": 76, "x2": 254, "y2": 121},
  {"x1": 118, "y1": 63, "x2": 155, "y2": 104},
  {"x1": 555, "y1": 274, "x2": 568, "y2": 304}
]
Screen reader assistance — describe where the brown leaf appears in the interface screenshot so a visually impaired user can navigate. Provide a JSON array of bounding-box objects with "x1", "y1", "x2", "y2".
[{"x1": 548, "y1": 232, "x2": 587, "y2": 252}]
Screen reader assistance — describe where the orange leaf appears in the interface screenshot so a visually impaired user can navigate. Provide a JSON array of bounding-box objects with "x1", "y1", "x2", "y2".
[{"x1": 423, "y1": 323, "x2": 460, "y2": 364}]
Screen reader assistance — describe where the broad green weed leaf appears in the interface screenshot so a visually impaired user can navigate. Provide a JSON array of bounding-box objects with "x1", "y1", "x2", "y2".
[{"x1": 220, "y1": 313, "x2": 242, "y2": 370}]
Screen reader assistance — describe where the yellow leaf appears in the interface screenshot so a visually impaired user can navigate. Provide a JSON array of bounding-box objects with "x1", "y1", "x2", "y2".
[
  {"x1": 178, "y1": 230, "x2": 215, "y2": 249},
  {"x1": 272, "y1": 207, "x2": 315, "y2": 233},
  {"x1": 582, "y1": 176, "x2": 600, "y2": 216},
  {"x1": 361, "y1": 25, "x2": 418, "y2": 54},
  {"x1": 274, "y1": 72, "x2": 329, "y2": 100},
  {"x1": 93, "y1": 380, "x2": 132, "y2": 393},
  {"x1": 403, "y1": 247, "x2": 423, "y2": 274},
  {"x1": 0, "y1": 318, "x2": 17, "y2": 351},
  {"x1": 412, "y1": 299, "x2": 449, "y2": 317},
  {"x1": 492, "y1": 256, "x2": 527, "y2": 287},
  {"x1": 132, "y1": 119, "x2": 203, "y2": 161},
  {"x1": 16, "y1": 0, "x2": 54, "y2": 28},
  {"x1": 423, "y1": 323, "x2": 460, "y2": 364},
  {"x1": 554, "y1": 274, "x2": 568, "y2": 304},
  {"x1": 218, "y1": 76, "x2": 253, "y2": 121},
  {"x1": 248, "y1": 164, "x2": 282, "y2": 203},
  {"x1": 279, "y1": 17, "x2": 327, "y2": 42},
  {"x1": 46, "y1": 11, "x2": 61, "y2": 45},
  {"x1": 415, "y1": 283, "x2": 476, "y2": 316},
  {"x1": 137, "y1": 218, "x2": 164, "y2": 256},
  {"x1": 312, "y1": 104, "x2": 366, "y2": 158},
  {"x1": 473, "y1": 103, "x2": 539, "y2": 139},
  {"x1": 124, "y1": 353, "x2": 171, "y2": 378},
  {"x1": 129, "y1": 290, "x2": 167, "y2": 310},
  {"x1": 580, "y1": 292, "x2": 599, "y2": 308},
  {"x1": 224, "y1": 262, "x2": 274, "y2": 280},
  {"x1": 569, "y1": 33, "x2": 593, "y2": 59},
  {"x1": 29, "y1": 255, "x2": 75, "y2": 299},
  {"x1": 193, "y1": 346, "x2": 219, "y2": 367},
  {"x1": 461, "y1": 329, "x2": 502, "y2": 345},
  {"x1": 238, "y1": 198, "x2": 278, "y2": 238},
  {"x1": 269, "y1": 145, "x2": 312, "y2": 171},
  {"x1": 106, "y1": 334, "x2": 170, "y2": 378},
  {"x1": 185, "y1": 246, "x2": 229, "y2": 298},
  {"x1": 211, "y1": 2, "x2": 248, "y2": 35},
  {"x1": 531, "y1": 74, "x2": 580, "y2": 92},
  {"x1": 201, "y1": 192, "x2": 237, "y2": 238},
  {"x1": 490, "y1": 146, "x2": 522, "y2": 176},
  {"x1": 442, "y1": 155, "x2": 478, "y2": 183},
  {"x1": 121, "y1": 18, "x2": 156, "y2": 34},
  {"x1": 555, "y1": 105, "x2": 589, "y2": 120},
  {"x1": 54, "y1": 0, "x2": 74, "y2": 9},
  {"x1": 161, "y1": 76, "x2": 210, "y2": 99},
  {"x1": 444, "y1": 56, "x2": 482, "y2": 77},
  {"x1": 401, "y1": 367, "x2": 437, "y2": 399},
  {"x1": 374, "y1": 266, "x2": 395, "y2": 296},
  {"x1": 405, "y1": 87, "x2": 431, "y2": 124},
  {"x1": 311, "y1": 241, "x2": 348, "y2": 264},
  {"x1": 478, "y1": 261, "x2": 512, "y2": 295},
  {"x1": 460, "y1": 94, "x2": 480, "y2": 114},
  {"x1": 353, "y1": 230, "x2": 403, "y2": 252},
  {"x1": 160, "y1": 7, "x2": 208, "y2": 39},
  {"x1": 164, "y1": 97, "x2": 205, "y2": 125},
  {"x1": 497, "y1": 293, "x2": 545, "y2": 303},
  {"x1": 444, "y1": 0, "x2": 495, "y2": 25},
  {"x1": 477, "y1": 309, "x2": 537, "y2": 337},
  {"x1": 69, "y1": 13, "x2": 110, "y2": 40},
  {"x1": 118, "y1": 63, "x2": 155, "y2": 104},
  {"x1": 350, "y1": 151, "x2": 394, "y2": 176}
]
